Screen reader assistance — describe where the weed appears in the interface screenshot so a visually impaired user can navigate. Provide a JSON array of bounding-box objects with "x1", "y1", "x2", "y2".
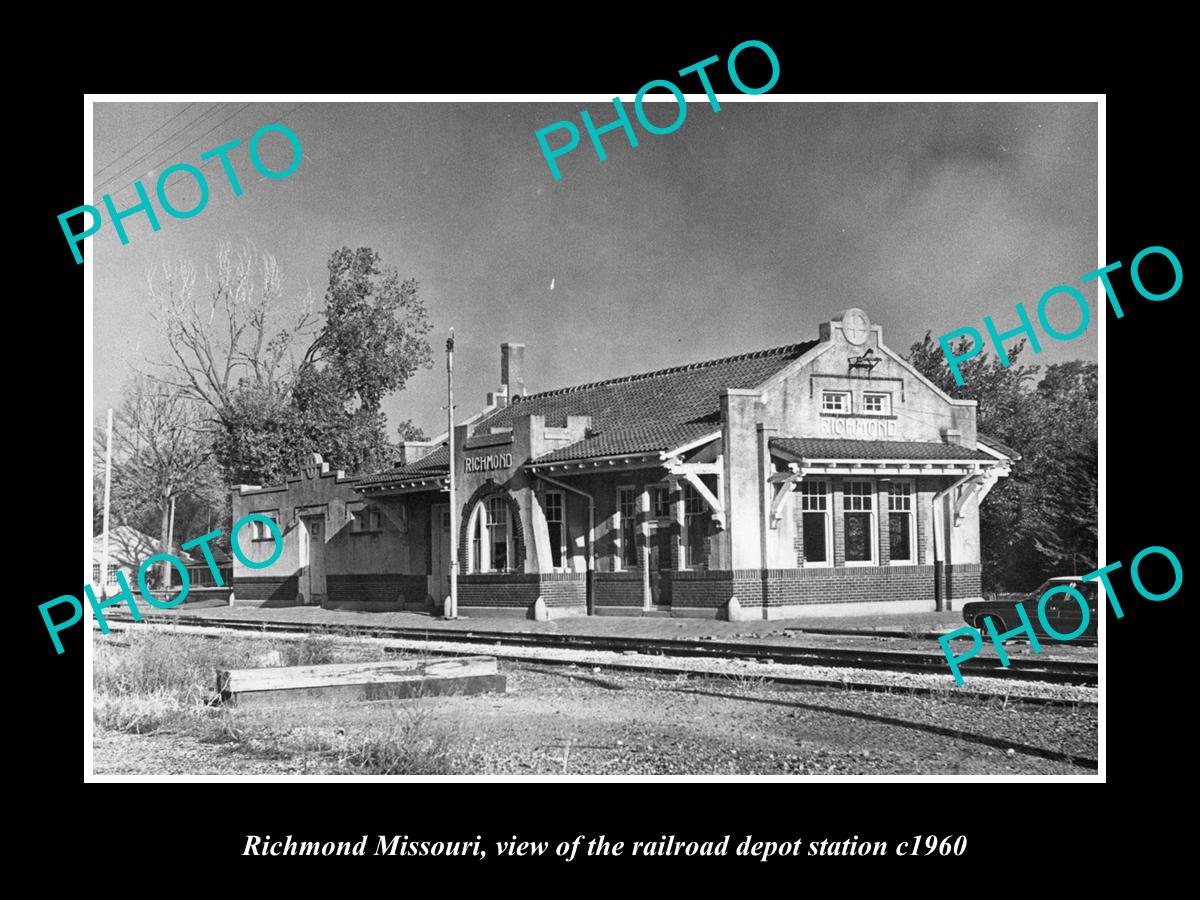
[
  {"x1": 331, "y1": 706, "x2": 463, "y2": 775},
  {"x1": 279, "y1": 634, "x2": 338, "y2": 667},
  {"x1": 720, "y1": 670, "x2": 767, "y2": 689}
]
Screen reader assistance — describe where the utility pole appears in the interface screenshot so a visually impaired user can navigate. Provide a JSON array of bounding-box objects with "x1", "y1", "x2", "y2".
[
  {"x1": 446, "y1": 329, "x2": 458, "y2": 619},
  {"x1": 100, "y1": 408, "x2": 113, "y2": 599},
  {"x1": 164, "y1": 494, "x2": 177, "y2": 589}
]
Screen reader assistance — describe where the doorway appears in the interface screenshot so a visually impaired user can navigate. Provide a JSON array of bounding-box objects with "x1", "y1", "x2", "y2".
[
  {"x1": 430, "y1": 503, "x2": 451, "y2": 605},
  {"x1": 299, "y1": 515, "x2": 327, "y2": 606},
  {"x1": 647, "y1": 522, "x2": 672, "y2": 607}
]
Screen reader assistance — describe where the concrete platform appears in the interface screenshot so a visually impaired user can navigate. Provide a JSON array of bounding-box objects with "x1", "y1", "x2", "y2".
[{"x1": 144, "y1": 601, "x2": 971, "y2": 641}]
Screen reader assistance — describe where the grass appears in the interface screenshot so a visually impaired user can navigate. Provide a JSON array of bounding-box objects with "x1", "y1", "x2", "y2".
[
  {"x1": 719, "y1": 670, "x2": 768, "y2": 689},
  {"x1": 327, "y1": 706, "x2": 463, "y2": 775},
  {"x1": 93, "y1": 630, "x2": 469, "y2": 774}
]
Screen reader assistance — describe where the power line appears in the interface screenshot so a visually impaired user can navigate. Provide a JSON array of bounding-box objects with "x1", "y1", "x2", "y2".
[
  {"x1": 94, "y1": 102, "x2": 198, "y2": 179},
  {"x1": 96, "y1": 103, "x2": 253, "y2": 202},
  {"x1": 95, "y1": 103, "x2": 227, "y2": 193},
  {"x1": 156, "y1": 102, "x2": 308, "y2": 199}
]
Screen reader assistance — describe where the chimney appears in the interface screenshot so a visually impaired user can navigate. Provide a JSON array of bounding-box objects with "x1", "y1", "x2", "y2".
[
  {"x1": 396, "y1": 441, "x2": 438, "y2": 466},
  {"x1": 501, "y1": 342, "x2": 525, "y2": 399}
]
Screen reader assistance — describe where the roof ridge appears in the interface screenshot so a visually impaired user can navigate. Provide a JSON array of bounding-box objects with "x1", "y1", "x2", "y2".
[{"x1": 513, "y1": 342, "x2": 814, "y2": 403}]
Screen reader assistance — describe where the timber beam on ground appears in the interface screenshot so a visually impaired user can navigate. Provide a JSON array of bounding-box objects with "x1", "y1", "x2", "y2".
[{"x1": 217, "y1": 656, "x2": 505, "y2": 707}]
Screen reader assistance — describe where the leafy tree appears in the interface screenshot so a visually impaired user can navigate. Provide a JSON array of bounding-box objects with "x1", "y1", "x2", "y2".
[
  {"x1": 395, "y1": 419, "x2": 429, "y2": 442},
  {"x1": 150, "y1": 243, "x2": 433, "y2": 485},
  {"x1": 905, "y1": 333, "x2": 1097, "y2": 590}
]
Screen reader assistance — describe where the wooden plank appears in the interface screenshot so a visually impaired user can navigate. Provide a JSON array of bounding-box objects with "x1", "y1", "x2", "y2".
[
  {"x1": 217, "y1": 656, "x2": 498, "y2": 694},
  {"x1": 228, "y1": 673, "x2": 506, "y2": 707}
]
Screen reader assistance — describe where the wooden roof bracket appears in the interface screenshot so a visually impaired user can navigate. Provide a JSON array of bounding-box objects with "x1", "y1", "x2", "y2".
[
  {"x1": 665, "y1": 457, "x2": 726, "y2": 529},
  {"x1": 956, "y1": 463, "x2": 1011, "y2": 524},
  {"x1": 769, "y1": 464, "x2": 804, "y2": 529}
]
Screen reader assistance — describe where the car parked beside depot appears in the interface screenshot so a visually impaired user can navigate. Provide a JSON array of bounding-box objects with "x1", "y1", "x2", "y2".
[{"x1": 961, "y1": 576, "x2": 1098, "y2": 643}]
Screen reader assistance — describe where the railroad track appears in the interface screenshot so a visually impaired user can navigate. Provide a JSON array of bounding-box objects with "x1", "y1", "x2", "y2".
[{"x1": 110, "y1": 613, "x2": 1097, "y2": 687}]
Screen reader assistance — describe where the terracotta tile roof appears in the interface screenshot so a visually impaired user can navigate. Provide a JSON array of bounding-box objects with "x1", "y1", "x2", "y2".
[
  {"x1": 356, "y1": 445, "x2": 450, "y2": 488},
  {"x1": 770, "y1": 438, "x2": 996, "y2": 461},
  {"x1": 533, "y1": 423, "x2": 720, "y2": 464},
  {"x1": 476, "y1": 341, "x2": 817, "y2": 437}
]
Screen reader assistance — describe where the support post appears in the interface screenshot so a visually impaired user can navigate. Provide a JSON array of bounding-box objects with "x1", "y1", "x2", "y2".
[
  {"x1": 640, "y1": 486, "x2": 651, "y2": 610},
  {"x1": 163, "y1": 494, "x2": 176, "y2": 588},
  {"x1": 100, "y1": 407, "x2": 113, "y2": 598},
  {"x1": 446, "y1": 330, "x2": 458, "y2": 619}
]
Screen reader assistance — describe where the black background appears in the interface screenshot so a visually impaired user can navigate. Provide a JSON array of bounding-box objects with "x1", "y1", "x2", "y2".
[{"x1": 24, "y1": 26, "x2": 1186, "y2": 883}]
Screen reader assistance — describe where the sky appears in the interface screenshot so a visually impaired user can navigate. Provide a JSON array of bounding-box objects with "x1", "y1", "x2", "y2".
[{"x1": 91, "y1": 100, "x2": 1098, "y2": 441}]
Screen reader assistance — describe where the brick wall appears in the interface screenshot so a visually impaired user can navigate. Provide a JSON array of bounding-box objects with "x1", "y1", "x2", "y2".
[
  {"x1": 458, "y1": 572, "x2": 588, "y2": 611},
  {"x1": 759, "y1": 565, "x2": 934, "y2": 606},
  {"x1": 657, "y1": 565, "x2": 947, "y2": 608},
  {"x1": 593, "y1": 572, "x2": 643, "y2": 607},
  {"x1": 459, "y1": 573, "x2": 539, "y2": 608},
  {"x1": 945, "y1": 563, "x2": 981, "y2": 600},
  {"x1": 537, "y1": 571, "x2": 588, "y2": 608},
  {"x1": 325, "y1": 574, "x2": 428, "y2": 609},
  {"x1": 670, "y1": 569, "x2": 738, "y2": 609},
  {"x1": 232, "y1": 575, "x2": 299, "y2": 607}
]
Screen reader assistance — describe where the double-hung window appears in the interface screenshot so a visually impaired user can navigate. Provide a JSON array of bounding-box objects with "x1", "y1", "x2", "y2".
[
  {"x1": 617, "y1": 487, "x2": 638, "y2": 570},
  {"x1": 888, "y1": 481, "x2": 915, "y2": 564},
  {"x1": 92, "y1": 562, "x2": 118, "y2": 586},
  {"x1": 842, "y1": 480, "x2": 875, "y2": 564},
  {"x1": 799, "y1": 480, "x2": 831, "y2": 566},
  {"x1": 545, "y1": 490, "x2": 566, "y2": 569},
  {"x1": 682, "y1": 482, "x2": 711, "y2": 568},
  {"x1": 651, "y1": 485, "x2": 672, "y2": 519},
  {"x1": 470, "y1": 497, "x2": 513, "y2": 572}
]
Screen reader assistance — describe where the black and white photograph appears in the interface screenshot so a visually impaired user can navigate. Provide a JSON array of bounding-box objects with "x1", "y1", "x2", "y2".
[{"x1": 82, "y1": 95, "x2": 1100, "y2": 779}]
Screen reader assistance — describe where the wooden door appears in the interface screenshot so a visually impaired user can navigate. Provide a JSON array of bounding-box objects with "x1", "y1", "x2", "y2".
[
  {"x1": 647, "y1": 523, "x2": 672, "y2": 606},
  {"x1": 431, "y1": 504, "x2": 451, "y2": 604},
  {"x1": 301, "y1": 516, "x2": 326, "y2": 606}
]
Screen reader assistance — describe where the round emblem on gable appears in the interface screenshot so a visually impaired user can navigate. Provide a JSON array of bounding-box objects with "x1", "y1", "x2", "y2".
[{"x1": 841, "y1": 308, "x2": 870, "y2": 346}]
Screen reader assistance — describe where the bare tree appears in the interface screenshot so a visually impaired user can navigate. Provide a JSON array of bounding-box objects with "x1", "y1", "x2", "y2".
[
  {"x1": 147, "y1": 241, "x2": 319, "y2": 423},
  {"x1": 95, "y1": 374, "x2": 223, "y2": 586},
  {"x1": 146, "y1": 243, "x2": 433, "y2": 485}
]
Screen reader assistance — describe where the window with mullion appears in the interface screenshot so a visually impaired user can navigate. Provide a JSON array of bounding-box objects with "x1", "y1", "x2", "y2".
[
  {"x1": 545, "y1": 490, "x2": 566, "y2": 569},
  {"x1": 843, "y1": 480, "x2": 875, "y2": 564},
  {"x1": 887, "y1": 481, "x2": 914, "y2": 564},
  {"x1": 486, "y1": 497, "x2": 510, "y2": 571},
  {"x1": 682, "y1": 482, "x2": 711, "y2": 568},
  {"x1": 617, "y1": 487, "x2": 638, "y2": 570},
  {"x1": 799, "y1": 479, "x2": 830, "y2": 566},
  {"x1": 472, "y1": 497, "x2": 513, "y2": 573}
]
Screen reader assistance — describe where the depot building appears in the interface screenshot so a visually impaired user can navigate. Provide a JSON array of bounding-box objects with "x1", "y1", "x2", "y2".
[{"x1": 231, "y1": 309, "x2": 1015, "y2": 619}]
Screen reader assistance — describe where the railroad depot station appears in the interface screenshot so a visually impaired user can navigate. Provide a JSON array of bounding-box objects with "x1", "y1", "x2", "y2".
[{"x1": 232, "y1": 309, "x2": 1016, "y2": 620}]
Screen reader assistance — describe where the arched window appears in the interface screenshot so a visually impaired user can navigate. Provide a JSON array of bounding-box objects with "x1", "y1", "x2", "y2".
[{"x1": 468, "y1": 495, "x2": 513, "y2": 573}]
